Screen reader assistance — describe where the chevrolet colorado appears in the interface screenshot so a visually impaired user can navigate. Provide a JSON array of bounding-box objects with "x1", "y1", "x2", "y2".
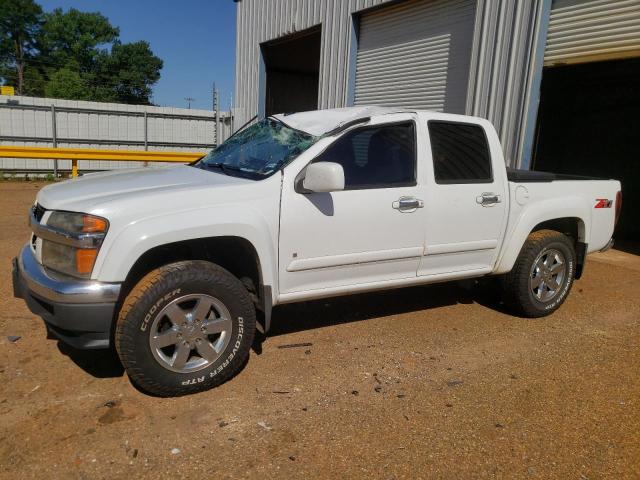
[{"x1": 13, "y1": 106, "x2": 621, "y2": 396}]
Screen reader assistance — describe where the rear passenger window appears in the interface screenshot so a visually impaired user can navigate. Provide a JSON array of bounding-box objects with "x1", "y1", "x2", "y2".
[
  {"x1": 314, "y1": 122, "x2": 416, "y2": 189},
  {"x1": 428, "y1": 121, "x2": 492, "y2": 184}
]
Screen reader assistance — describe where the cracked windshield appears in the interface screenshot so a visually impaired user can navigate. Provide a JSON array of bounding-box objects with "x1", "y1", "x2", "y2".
[{"x1": 197, "y1": 118, "x2": 318, "y2": 178}]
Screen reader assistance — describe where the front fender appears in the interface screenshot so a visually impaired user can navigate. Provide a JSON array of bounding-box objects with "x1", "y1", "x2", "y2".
[
  {"x1": 92, "y1": 204, "x2": 278, "y2": 300},
  {"x1": 495, "y1": 195, "x2": 591, "y2": 274}
]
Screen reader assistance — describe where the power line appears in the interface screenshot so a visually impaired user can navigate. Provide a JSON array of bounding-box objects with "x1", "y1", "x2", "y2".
[
  {"x1": 4, "y1": 54, "x2": 217, "y2": 111},
  {"x1": 8, "y1": 68, "x2": 159, "y2": 93},
  {"x1": 4, "y1": 57, "x2": 160, "y2": 88}
]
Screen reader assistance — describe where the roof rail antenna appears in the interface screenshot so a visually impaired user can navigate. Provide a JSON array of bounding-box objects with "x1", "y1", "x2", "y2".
[{"x1": 325, "y1": 116, "x2": 371, "y2": 137}]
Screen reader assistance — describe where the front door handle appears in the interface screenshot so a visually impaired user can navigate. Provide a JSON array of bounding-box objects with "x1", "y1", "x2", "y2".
[
  {"x1": 476, "y1": 192, "x2": 501, "y2": 207},
  {"x1": 392, "y1": 196, "x2": 424, "y2": 212}
]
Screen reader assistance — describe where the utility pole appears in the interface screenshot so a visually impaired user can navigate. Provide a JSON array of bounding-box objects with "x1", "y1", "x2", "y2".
[
  {"x1": 229, "y1": 92, "x2": 234, "y2": 133},
  {"x1": 51, "y1": 105, "x2": 58, "y2": 177},
  {"x1": 184, "y1": 97, "x2": 195, "y2": 109},
  {"x1": 213, "y1": 83, "x2": 220, "y2": 146}
]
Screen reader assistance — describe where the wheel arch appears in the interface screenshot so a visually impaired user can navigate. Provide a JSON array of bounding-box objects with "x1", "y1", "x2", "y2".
[
  {"x1": 496, "y1": 198, "x2": 591, "y2": 276},
  {"x1": 531, "y1": 217, "x2": 587, "y2": 278},
  {"x1": 117, "y1": 235, "x2": 274, "y2": 330},
  {"x1": 532, "y1": 216, "x2": 585, "y2": 241}
]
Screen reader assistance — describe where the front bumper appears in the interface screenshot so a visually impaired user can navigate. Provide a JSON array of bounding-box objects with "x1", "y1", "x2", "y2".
[{"x1": 12, "y1": 245, "x2": 121, "y2": 349}]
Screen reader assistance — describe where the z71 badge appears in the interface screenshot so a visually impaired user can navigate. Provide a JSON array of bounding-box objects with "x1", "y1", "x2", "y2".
[{"x1": 594, "y1": 199, "x2": 613, "y2": 208}]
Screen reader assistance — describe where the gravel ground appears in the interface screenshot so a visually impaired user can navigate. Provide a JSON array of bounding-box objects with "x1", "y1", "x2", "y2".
[{"x1": 1, "y1": 181, "x2": 639, "y2": 479}]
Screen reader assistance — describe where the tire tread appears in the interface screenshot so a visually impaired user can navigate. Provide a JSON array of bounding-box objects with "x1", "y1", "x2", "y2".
[
  {"x1": 502, "y1": 229, "x2": 575, "y2": 318},
  {"x1": 115, "y1": 261, "x2": 255, "y2": 397}
]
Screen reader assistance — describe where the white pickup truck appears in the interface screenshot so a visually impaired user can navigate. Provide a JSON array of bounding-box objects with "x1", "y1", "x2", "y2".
[{"x1": 13, "y1": 106, "x2": 621, "y2": 396}]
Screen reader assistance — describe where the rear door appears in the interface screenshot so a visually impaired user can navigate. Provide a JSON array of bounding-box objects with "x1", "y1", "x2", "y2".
[{"x1": 419, "y1": 118, "x2": 508, "y2": 276}]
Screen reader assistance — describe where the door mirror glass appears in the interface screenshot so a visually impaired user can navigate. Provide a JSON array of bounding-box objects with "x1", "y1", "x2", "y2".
[{"x1": 302, "y1": 162, "x2": 345, "y2": 193}]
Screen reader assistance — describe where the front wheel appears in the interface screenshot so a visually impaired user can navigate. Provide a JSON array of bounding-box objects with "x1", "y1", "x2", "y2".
[
  {"x1": 115, "y1": 260, "x2": 256, "y2": 397},
  {"x1": 502, "y1": 229, "x2": 576, "y2": 318}
]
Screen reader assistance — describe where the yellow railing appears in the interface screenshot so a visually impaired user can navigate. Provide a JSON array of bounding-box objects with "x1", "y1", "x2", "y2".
[{"x1": 0, "y1": 146, "x2": 204, "y2": 177}]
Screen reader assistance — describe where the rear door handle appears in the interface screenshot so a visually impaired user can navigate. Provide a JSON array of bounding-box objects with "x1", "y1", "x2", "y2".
[
  {"x1": 393, "y1": 196, "x2": 424, "y2": 212},
  {"x1": 476, "y1": 192, "x2": 501, "y2": 207}
]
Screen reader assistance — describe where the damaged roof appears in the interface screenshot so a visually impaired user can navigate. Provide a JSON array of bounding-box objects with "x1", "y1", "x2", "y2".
[{"x1": 271, "y1": 106, "x2": 414, "y2": 137}]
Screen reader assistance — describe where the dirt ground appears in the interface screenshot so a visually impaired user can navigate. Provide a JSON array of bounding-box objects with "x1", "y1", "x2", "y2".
[{"x1": 1, "y1": 181, "x2": 639, "y2": 479}]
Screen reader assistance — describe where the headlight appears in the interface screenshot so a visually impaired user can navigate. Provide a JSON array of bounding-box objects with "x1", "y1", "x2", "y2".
[
  {"x1": 47, "y1": 211, "x2": 108, "y2": 234},
  {"x1": 40, "y1": 212, "x2": 109, "y2": 278}
]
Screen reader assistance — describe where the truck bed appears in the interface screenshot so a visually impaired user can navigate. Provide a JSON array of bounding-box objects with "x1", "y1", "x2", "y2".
[{"x1": 506, "y1": 168, "x2": 604, "y2": 183}]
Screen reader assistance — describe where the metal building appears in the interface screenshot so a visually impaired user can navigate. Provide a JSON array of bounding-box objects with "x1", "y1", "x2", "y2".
[{"x1": 233, "y1": 0, "x2": 640, "y2": 240}]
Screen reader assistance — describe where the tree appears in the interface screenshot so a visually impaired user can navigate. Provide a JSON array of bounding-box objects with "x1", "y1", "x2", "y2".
[
  {"x1": 44, "y1": 67, "x2": 91, "y2": 99},
  {"x1": 0, "y1": 2, "x2": 163, "y2": 104},
  {"x1": 0, "y1": 0, "x2": 43, "y2": 94},
  {"x1": 37, "y1": 8, "x2": 119, "y2": 73},
  {"x1": 37, "y1": 8, "x2": 162, "y2": 104},
  {"x1": 95, "y1": 42, "x2": 162, "y2": 104}
]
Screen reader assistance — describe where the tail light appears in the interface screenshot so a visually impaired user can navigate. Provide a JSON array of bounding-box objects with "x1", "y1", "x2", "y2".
[{"x1": 614, "y1": 190, "x2": 622, "y2": 227}]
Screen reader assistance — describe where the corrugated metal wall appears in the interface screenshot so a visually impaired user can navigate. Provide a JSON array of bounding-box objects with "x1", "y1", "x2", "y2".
[
  {"x1": 0, "y1": 95, "x2": 233, "y2": 172},
  {"x1": 545, "y1": 0, "x2": 640, "y2": 66},
  {"x1": 234, "y1": 0, "x2": 547, "y2": 168},
  {"x1": 354, "y1": 0, "x2": 476, "y2": 112},
  {"x1": 234, "y1": 0, "x2": 392, "y2": 128},
  {"x1": 465, "y1": 0, "x2": 548, "y2": 168}
]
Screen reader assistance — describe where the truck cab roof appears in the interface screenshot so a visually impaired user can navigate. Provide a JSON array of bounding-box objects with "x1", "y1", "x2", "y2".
[
  {"x1": 271, "y1": 106, "x2": 409, "y2": 136},
  {"x1": 272, "y1": 106, "x2": 490, "y2": 137}
]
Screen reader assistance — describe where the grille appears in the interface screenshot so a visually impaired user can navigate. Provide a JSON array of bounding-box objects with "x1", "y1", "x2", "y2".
[{"x1": 33, "y1": 203, "x2": 46, "y2": 222}]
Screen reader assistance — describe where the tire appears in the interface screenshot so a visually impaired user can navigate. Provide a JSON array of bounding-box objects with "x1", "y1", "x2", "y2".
[
  {"x1": 502, "y1": 229, "x2": 576, "y2": 318},
  {"x1": 115, "y1": 260, "x2": 256, "y2": 397}
]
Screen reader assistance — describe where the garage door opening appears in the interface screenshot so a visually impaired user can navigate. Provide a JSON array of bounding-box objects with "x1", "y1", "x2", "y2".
[
  {"x1": 532, "y1": 57, "x2": 640, "y2": 245},
  {"x1": 261, "y1": 27, "x2": 321, "y2": 117},
  {"x1": 353, "y1": 0, "x2": 476, "y2": 113}
]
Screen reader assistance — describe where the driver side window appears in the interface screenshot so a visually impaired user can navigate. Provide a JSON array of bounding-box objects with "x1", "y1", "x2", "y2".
[{"x1": 314, "y1": 122, "x2": 416, "y2": 190}]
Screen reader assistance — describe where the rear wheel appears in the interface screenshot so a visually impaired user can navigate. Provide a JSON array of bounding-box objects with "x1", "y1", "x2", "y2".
[
  {"x1": 503, "y1": 230, "x2": 576, "y2": 317},
  {"x1": 115, "y1": 260, "x2": 256, "y2": 397}
]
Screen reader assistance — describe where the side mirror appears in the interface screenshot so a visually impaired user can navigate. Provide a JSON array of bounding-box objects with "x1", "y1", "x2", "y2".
[{"x1": 302, "y1": 162, "x2": 345, "y2": 193}]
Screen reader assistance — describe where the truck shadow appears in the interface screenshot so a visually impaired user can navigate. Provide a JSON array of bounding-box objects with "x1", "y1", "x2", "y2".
[
  {"x1": 56, "y1": 279, "x2": 507, "y2": 376},
  {"x1": 56, "y1": 342, "x2": 124, "y2": 378},
  {"x1": 254, "y1": 279, "x2": 507, "y2": 351},
  {"x1": 613, "y1": 240, "x2": 640, "y2": 256}
]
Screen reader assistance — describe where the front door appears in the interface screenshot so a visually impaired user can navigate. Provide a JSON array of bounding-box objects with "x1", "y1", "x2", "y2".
[{"x1": 279, "y1": 116, "x2": 427, "y2": 295}]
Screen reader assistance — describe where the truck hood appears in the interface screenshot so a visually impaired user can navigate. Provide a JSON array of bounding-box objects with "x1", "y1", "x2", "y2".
[{"x1": 37, "y1": 165, "x2": 253, "y2": 213}]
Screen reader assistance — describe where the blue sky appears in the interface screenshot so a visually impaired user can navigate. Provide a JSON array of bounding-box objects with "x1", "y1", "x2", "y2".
[{"x1": 39, "y1": 0, "x2": 237, "y2": 111}]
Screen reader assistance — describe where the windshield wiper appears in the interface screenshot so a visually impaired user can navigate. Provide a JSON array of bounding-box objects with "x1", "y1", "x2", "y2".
[
  {"x1": 203, "y1": 162, "x2": 262, "y2": 178},
  {"x1": 207, "y1": 162, "x2": 227, "y2": 173},
  {"x1": 205, "y1": 162, "x2": 235, "y2": 174}
]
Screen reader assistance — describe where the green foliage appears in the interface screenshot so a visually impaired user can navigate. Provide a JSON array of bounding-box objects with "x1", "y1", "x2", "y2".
[
  {"x1": 38, "y1": 8, "x2": 119, "y2": 72},
  {"x1": 1, "y1": 63, "x2": 47, "y2": 96},
  {"x1": 0, "y1": 0, "x2": 43, "y2": 59},
  {"x1": 0, "y1": 0, "x2": 43, "y2": 94},
  {"x1": 97, "y1": 42, "x2": 162, "y2": 103},
  {"x1": 0, "y1": 2, "x2": 162, "y2": 104},
  {"x1": 44, "y1": 67, "x2": 90, "y2": 99}
]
